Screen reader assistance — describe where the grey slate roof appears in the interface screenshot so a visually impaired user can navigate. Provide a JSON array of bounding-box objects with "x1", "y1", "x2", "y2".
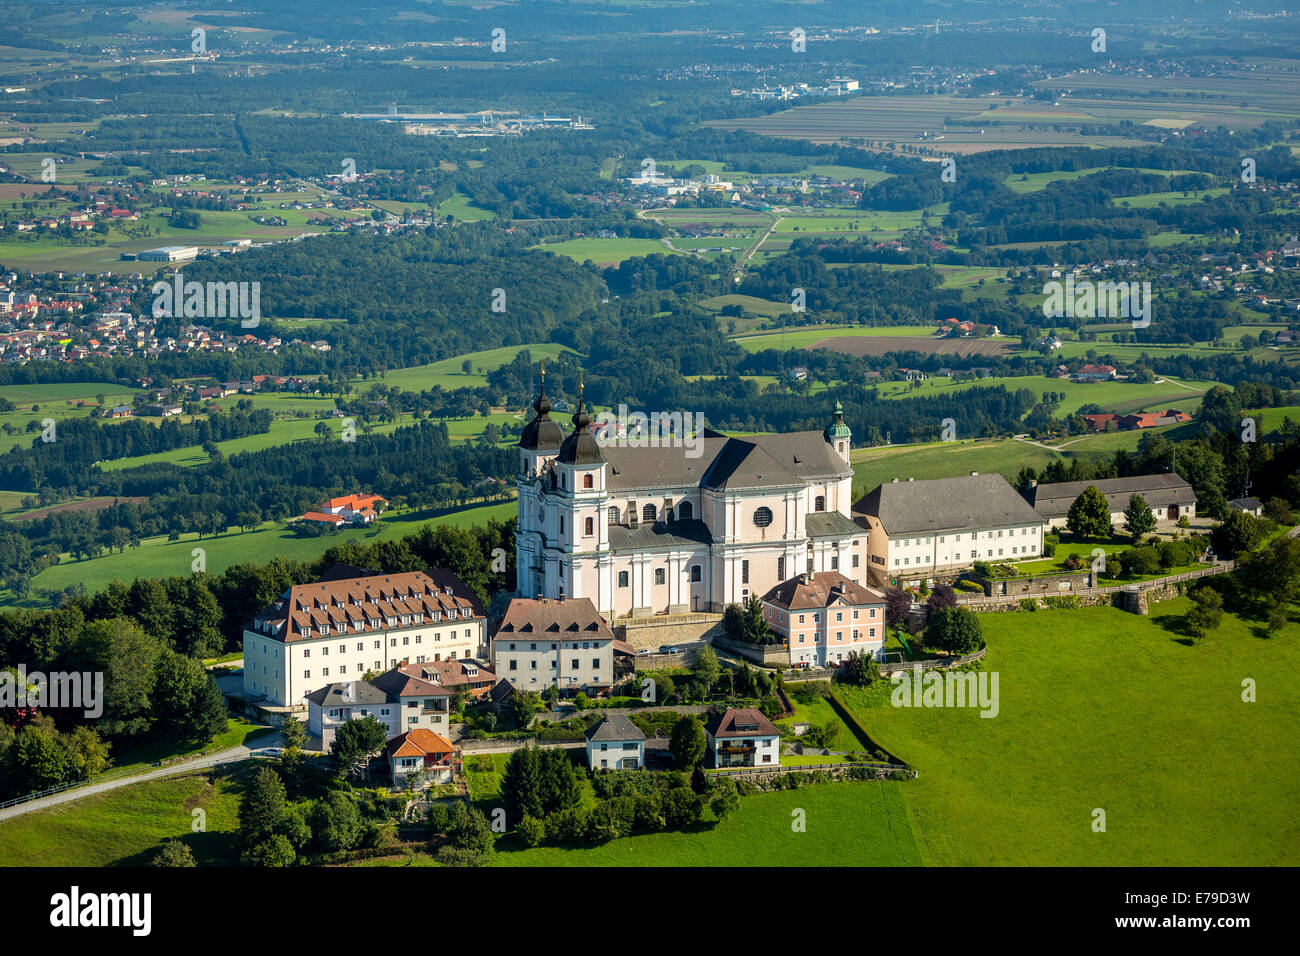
[
  {"x1": 607, "y1": 518, "x2": 713, "y2": 552},
  {"x1": 585, "y1": 713, "x2": 646, "y2": 742},
  {"x1": 1025, "y1": 473, "x2": 1195, "y2": 518},
  {"x1": 854, "y1": 474, "x2": 1043, "y2": 535},
  {"x1": 1228, "y1": 497, "x2": 1264, "y2": 512},
  {"x1": 304, "y1": 680, "x2": 390, "y2": 708},
  {"x1": 601, "y1": 429, "x2": 848, "y2": 493},
  {"x1": 805, "y1": 510, "x2": 862, "y2": 538}
]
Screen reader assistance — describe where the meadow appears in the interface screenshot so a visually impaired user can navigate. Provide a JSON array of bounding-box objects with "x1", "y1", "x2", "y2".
[
  {"x1": 8, "y1": 499, "x2": 515, "y2": 607},
  {"x1": 847, "y1": 602, "x2": 1300, "y2": 866}
]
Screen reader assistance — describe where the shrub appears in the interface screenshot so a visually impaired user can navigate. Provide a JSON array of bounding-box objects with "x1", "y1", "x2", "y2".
[
  {"x1": 1062, "y1": 552, "x2": 1084, "y2": 571},
  {"x1": 1118, "y1": 546, "x2": 1161, "y2": 577},
  {"x1": 512, "y1": 816, "x2": 543, "y2": 842},
  {"x1": 1043, "y1": 595, "x2": 1080, "y2": 609},
  {"x1": 1018, "y1": 598, "x2": 1039, "y2": 612},
  {"x1": 925, "y1": 606, "x2": 983, "y2": 654}
]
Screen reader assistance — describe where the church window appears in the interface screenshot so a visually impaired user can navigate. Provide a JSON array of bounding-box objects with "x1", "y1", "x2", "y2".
[
  {"x1": 585, "y1": 517, "x2": 594, "y2": 536},
  {"x1": 583, "y1": 474, "x2": 593, "y2": 489},
  {"x1": 617, "y1": 571, "x2": 629, "y2": 588},
  {"x1": 677, "y1": 501, "x2": 693, "y2": 520},
  {"x1": 815, "y1": 495, "x2": 825, "y2": 512},
  {"x1": 642, "y1": 503, "x2": 657, "y2": 522}
]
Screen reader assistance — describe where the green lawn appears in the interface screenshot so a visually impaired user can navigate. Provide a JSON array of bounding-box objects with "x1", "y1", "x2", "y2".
[
  {"x1": 534, "y1": 237, "x2": 679, "y2": 265},
  {"x1": 436, "y1": 191, "x2": 495, "y2": 222},
  {"x1": 870, "y1": 374, "x2": 1213, "y2": 417},
  {"x1": 481, "y1": 782, "x2": 920, "y2": 866},
  {"x1": 0, "y1": 770, "x2": 244, "y2": 867},
  {"x1": 843, "y1": 601, "x2": 1300, "y2": 865},
  {"x1": 109, "y1": 718, "x2": 274, "y2": 775}
]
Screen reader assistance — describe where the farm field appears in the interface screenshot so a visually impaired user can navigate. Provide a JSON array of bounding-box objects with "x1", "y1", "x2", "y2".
[
  {"x1": 871, "y1": 374, "x2": 1214, "y2": 417},
  {"x1": 535, "y1": 236, "x2": 679, "y2": 265},
  {"x1": 375, "y1": 343, "x2": 578, "y2": 392},
  {"x1": 706, "y1": 94, "x2": 1150, "y2": 152},
  {"x1": 851, "y1": 439, "x2": 1061, "y2": 494},
  {"x1": 8, "y1": 499, "x2": 515, "y2": 607},
  {"x1": 849, "y1": 602, "x2": 1300, "y2": 865},
  {"x1": 812, "y1": 334, "x2": 1015, "y2": 358},
  {"x1": 732, "y1": 324, "x2": 938, "y2": 352}
]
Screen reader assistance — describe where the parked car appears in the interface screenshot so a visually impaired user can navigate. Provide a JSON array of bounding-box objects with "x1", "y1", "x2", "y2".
[
  {"x1": 658, "y1": 645, "x2": 680, "y2": 654},
  {"x1": 636, "y1": 648, "x2": 652, "y2": 656}
]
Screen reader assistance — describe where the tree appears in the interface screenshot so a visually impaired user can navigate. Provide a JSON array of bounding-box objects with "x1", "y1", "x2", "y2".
[
  {"x1": 241, "y1": 833, "x2": 296, "y2": 867},
  {"x1": 924, "y1": 606, "x2": 983, "y2": 654},
  {"x1": 1122, "y1": 494, "x2": 1156, "y2": 541},
  {"x1": 1185, "y1": 586, "x2": 1224, "y2": 642},
  {"x1": 840, "y1": 649, "x2": 881, "y2": 686},
  {"x1": 1211, "y1": 510, "x2": 1268, "y2": 559},
  {"x1": 309, "y1": 791, "x2": 363, "y2": 852},
  {"x1": 152, "y1": 650, "x2": 228, "y2": 742},
  {"x1": 239, "y1": 766, "x2": 287, "y2": 846},
  {"x1": 709, "y1": 781, "x2": 741, "y2": 821},
  {"x1": 151, "y1": 839, "x2": 196, "y2": 867},
  {"x1": 1067, "y1": 485, "x2": 1113, "y2": 539},
  {"x1": 669, "y1": 715, "x2": 706, "y2": 770},
  {"x1": 925, "y1": 583, "x2": 957, "y2": 615},
  {"x1": 884, "y1": 586, "x2": 911, "y2": 627},
  {"x1": 1246, "y1": 537, "x2": 1300, "y2": 605},
  {"x1": 330, "y1": 716, "x2": 387, "y2": 779},
  {"x1": 516, "y1": 815, "x2": 545, "y2": 847},
  {"x1": 691, "y1": 645, "x2": 720, "y2": 692},
  {"x1": 446, "y1": 803, "x2": 494, "y2": 854}
]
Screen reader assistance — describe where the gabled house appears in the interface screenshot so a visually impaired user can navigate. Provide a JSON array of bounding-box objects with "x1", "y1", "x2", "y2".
[
  {"x1": 705, "y1": 708, "x2": 781, "y2": 768},
  {"x1": 370, "y1": 665, "x2": 454, "y2": 737},
  {"x1": 761, "y1": 569, "x2": 886, "y2": 668},
  {"x1": 585, "y1": 714, "x2": 646, "y2": 770},
  {"x1": 386, "y1": 728, "x2": 456, "y2": 787}
]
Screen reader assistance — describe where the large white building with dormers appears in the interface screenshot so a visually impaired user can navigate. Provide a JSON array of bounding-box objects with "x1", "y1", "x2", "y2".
[
  {"x1": 242, "y1": 566, "x2": 486, "y2": 707},
  {"x1": 513, "y1": 380, "x2": 868, "y2": 619}
]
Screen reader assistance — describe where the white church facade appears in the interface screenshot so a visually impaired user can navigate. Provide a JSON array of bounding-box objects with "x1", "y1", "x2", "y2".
[{"x1": 514, "y1": 377, "x2": 868, "y2": 619}]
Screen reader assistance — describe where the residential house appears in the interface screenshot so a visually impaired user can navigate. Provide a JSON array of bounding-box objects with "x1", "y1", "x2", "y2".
[
  {"x1": 1072, "y1": 364, "x2": 1117, "y2": 382},
  {"x1": 585, "y1": 714, "x2": 646, "y2": 770},
  {"x1": 370, "y1": 665, "x2": 454, "y2": 737},
  {"x1": 1228, "y1": 497, "x2": 1264, "y2": 517},
  {"x1": 387, "y1": 728, "x2": 457, "y2": 788},
  {"x1": 705, "y1": 707, "x2": 781, "y2": 768},
  {"x1": 305, "y1": 679, "x2": 397, "y2": 749},
  {"x1": 761, "y1": 570, "x2": 886, "y2": 668}
]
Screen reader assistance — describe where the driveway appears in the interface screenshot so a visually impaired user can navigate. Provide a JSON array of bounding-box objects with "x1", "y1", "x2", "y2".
[{"x1": 0, "y1": 732, "x2": 282, "y2": 823}]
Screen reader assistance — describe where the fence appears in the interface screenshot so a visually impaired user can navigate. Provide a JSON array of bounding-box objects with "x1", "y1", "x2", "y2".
[{"x1": 0, "y1": 753, "x2": 247, "y2": 813}]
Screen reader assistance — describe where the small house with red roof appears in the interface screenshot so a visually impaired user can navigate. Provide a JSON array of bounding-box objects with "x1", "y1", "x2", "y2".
[{"x1": 387, "y1": 728, "x2": 457, "y2": 787}]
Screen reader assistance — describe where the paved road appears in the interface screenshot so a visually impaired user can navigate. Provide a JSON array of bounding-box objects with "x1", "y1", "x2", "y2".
[{"x1": 0, "y1": 732, "x2": 282, "y2": 823}]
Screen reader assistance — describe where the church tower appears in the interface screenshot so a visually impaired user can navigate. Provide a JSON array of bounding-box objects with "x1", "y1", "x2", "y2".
[
  {"x1": 515, "y1": 366, "x2": 566, "y2": 600},
  {"x1": 552, "y1": 381, "x2": 609, "y2": 604},
  {"x1": 825, "y1": 400, "x2": 852, "y2": 465}
]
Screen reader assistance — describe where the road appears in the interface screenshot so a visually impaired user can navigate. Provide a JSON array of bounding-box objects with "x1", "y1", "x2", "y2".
[{"x1": 0, "y1": 732, "x2": 282, "y2": 823}]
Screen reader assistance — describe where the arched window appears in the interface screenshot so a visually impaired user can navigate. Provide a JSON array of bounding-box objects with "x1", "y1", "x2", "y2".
[
  {"x1": 814, "y1": 495, "x2": 825, "y2": 512},
  {"x1": 559, "y1": 515, "x2": 565, "y2": 535},
  {"x1": 654, "y1": 568, "x2": 665, "y2": 585},
  {"x1": 753, "y1": 506, "x2": 773, "y2": 528},
  {"x1": 677, "y1": 501, "x2": 693, "y2": 520},
  {"x1": 642, "y1": 503, "x2": 657, "y2": 523},
  {"x1": 584, "y1": 516, "x2": 594, "y2": 536},
  {"x1": 583, "y1": 474, "x2": 593, "y2": 489},
  {"x1": 608, "y1": 506, "x2": 620, "y2": 524}
]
